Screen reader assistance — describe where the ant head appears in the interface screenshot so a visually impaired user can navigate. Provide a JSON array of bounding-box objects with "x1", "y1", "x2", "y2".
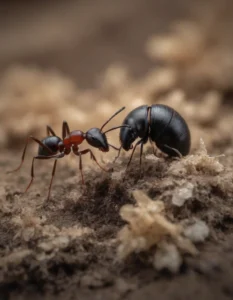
[
  {"x1": 85, "y1": 107, "x2": 126, "y2": 152},
  {"x1": 86, "y1": 128, "x2": 109, "y2": 152},
  {"x1": 120, "y1": 124, "x2": 137, "y2": 151}
]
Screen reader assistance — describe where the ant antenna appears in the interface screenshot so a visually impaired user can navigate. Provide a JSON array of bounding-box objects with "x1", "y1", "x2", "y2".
[
  {"x1": 100, "y1": 107, "x2": 125, "y2": 132},
  {"x1": 104, "y1": 125, "x2": 131, "y2": 134}
]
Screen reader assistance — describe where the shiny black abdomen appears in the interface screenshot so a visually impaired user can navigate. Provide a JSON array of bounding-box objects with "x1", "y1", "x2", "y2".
[
  {"x1": 38, "y1": 136, "x2": 62, "y2": 156},
  {"x1": 149, "y1": 104, "x2": 190, "y2": 156}
]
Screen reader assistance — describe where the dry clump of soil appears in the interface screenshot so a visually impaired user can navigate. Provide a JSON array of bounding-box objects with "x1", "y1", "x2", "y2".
[
  {"x1": 117, "y1": 140, "x2": 228, "y2": 272},
  {"x1": 117, "y1": 190, "x2": 198, "y2": 274}
]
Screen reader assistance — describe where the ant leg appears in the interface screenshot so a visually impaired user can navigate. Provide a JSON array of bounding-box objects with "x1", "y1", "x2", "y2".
[
  {"x1": 108, "y1": 144, "x2": 121, "y2": 151},
  {"x1": 7, "y1": 136, "x2": 53, "y2": 174},
  {"x1": 24, "y1": 153, "x2": 65, "y2": 200},
  {"x1": 79, "y1": 149, "x2": 109, "y2": 172},
  {"x1": 126, "y1": 139, "x2": 144, "y2": 169},
  {"x1": 73, "y1": 150, "x2": 85, "y2": 184},
  {"x1": 47, "y1": 159, "x2": 58, "y2": 201},
  {"x1": 164, "y1": 144, "x2": 182, "y2": 158},
  {"x1": 78, "y1": 153, "x2": 85, "y2": 184},
  {"x1": 62, "y1": 121, "x2": 70, "y2": 139},
  {"x1": 24, "y1": 156, "x2": 36, "y2": 194},
  {"x1": 113, "y1": 146, "x2": 122, "y2": 163},
  {"x1": 47, "y1": 126, "x2": 57, "y2": 136},
  {"x1": 139, "y1": 142, "x2": 144, "y2": 168}
]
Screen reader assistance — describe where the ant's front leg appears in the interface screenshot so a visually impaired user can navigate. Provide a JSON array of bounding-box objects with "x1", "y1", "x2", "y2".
[
  {"x1": 112, "y1": 146, "x2": 122, "y2": 163},
  {"x1": 108, "y1": 144, "x2": 121, "y2": 151},
  {"x1": 126, "y1": 138, "x2": 144, "y2": 170},
  {"x1": 73, "y1": 150, "x2": 85, "y2": 184},
  {"x1": 79, "y1": 149, "x2": 109, "y2": 172}
]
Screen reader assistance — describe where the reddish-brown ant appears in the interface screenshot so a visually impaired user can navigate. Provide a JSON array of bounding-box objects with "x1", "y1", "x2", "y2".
[{"x1": 8, "y1": 107, "x2": 128, "y2": 200}]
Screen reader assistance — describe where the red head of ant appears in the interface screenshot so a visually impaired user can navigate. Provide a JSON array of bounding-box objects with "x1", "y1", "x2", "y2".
[{"x1": 8, "y1": 107, "x2": 129, "y2": 201}]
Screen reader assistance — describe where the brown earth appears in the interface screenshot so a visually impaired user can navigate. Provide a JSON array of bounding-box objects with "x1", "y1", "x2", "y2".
[{"x1": 1, "y1": 1, "x2": 233, "y2": 300}]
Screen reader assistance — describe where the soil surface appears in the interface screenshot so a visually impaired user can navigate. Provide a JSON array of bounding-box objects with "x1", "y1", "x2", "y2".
[
  {"x1": 1, "y1": 1, "x2": 233, "y2": 300},
  {"x1": 1, "y1": 149, "x2": 233, "y2": 300}
]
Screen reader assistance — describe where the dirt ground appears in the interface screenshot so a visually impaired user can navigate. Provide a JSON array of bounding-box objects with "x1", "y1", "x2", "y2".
[{"x1": 1, "y1": 1, "x2": 233, "y2": 300}]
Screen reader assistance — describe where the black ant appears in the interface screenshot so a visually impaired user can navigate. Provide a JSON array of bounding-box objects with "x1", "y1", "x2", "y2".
[
  {"x1": 118, "y1": 104, "x2": 191, "y2": 168},
  {"x1": 8, "y1": 107, "x2": 128, "y2": 200}
]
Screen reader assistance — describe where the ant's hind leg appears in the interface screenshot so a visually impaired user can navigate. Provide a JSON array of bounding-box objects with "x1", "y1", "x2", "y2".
[
  {"x1": 163, "y1": 144, "x2": 182, "y2": 159},
  {"x1": 150, "y1": 139, "x2": 167, "y2": 159},
  {"x1": 47, "y1": 126, "x2": 57, "y2": 136},
  {"x1": 24, "y1": 153, "x2": 65, "y2": 200},
  {"x1": 47, "y1": 159, "x2": 58, "y2": 201},
  {"x1": 24, "y1": 156, "x2": 36, "y2": 194},
  {"x1": 7, "y1": 136, "x2": 53, "y2": 174}
]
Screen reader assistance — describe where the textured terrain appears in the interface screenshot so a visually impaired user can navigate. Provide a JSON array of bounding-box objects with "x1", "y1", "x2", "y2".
[{"x1": 1, "y1": 1, "x2": 233, "y2": 299}]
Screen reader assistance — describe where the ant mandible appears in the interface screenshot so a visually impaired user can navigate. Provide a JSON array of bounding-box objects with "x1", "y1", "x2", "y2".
[{"x1": 8, "y1": 107, "x2": 128, "y2": 200}]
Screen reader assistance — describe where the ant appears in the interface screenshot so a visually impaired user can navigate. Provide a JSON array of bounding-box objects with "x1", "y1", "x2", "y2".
[
  {"x1": 8, "y1": 107, "x2": 128, "y2": 200},
  {"x1": 117, "y1": 104, "x2": 191, "y2": 169}
]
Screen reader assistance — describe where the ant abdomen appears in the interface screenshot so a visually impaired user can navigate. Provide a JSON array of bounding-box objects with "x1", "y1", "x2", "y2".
[
  {"x1": 150, "y1": 104, "x2": 190, "y2": 156},
  {"x1": 38, "y1": 136, "x2": 62, "y2": 156}
]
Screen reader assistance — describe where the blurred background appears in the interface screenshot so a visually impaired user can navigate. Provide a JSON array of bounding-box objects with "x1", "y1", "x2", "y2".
[{"x1": 1, "y1": 0, "x2": 233, "y2": 158}]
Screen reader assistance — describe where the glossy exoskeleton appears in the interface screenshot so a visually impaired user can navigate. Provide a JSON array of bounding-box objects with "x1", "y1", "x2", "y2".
[
  {"x1": 8, "y1": 107, "x2": 127, "y2": 200},
  {"x1": 118, "y1": 104, "x2": 191, "y2": 167}
]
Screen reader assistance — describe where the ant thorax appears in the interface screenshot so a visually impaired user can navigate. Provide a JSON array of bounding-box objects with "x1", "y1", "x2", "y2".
[{"x1": 63, "y1": 130, "x2": 85, "y2": 147}]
